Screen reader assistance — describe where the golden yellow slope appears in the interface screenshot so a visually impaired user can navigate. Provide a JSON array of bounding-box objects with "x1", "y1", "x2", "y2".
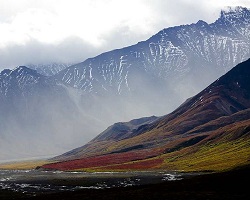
[{"x1": 0, "y1": 159, "x2": 52, "y2": 170}]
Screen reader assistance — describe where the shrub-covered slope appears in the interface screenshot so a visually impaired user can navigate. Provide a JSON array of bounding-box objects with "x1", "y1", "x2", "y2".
[{"x1": 41, "y1": 59, "x2": 250, "y2": 171}]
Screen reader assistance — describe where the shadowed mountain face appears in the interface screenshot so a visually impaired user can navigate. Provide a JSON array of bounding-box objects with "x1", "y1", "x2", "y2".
[
  {"x1": 1, "y1": 7, "x2": 250, "y2": 161},
  {"x1": 53, "y1": 116, "x2": 158, "y2": 160},
  {"x1": 43, "y1": 58, "x2": 250, "y2": 171},
  {"x1": 0, "y1": 67, "x2": 96, "y2": 160}
]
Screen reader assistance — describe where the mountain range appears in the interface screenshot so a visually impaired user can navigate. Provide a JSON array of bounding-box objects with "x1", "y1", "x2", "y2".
[
  {"x1": 0, "y1": 6, "x2": 250, "y2": 161},
  {"x1": 41, "y1": 58, "x2": 250, "y2": 171},
  {"x1": 56, "y1": 6, "x2": 250, "y2": 97},
  {"x1": 27, "y1": 63, "x2": 72, "y2": 76}
]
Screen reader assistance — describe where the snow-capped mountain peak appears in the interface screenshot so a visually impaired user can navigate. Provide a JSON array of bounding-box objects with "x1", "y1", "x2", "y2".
[
  {"x1": 27, "y1": 63, "x2": 73, "y2": 76},
  {"x1": 55, "y1": 7, "x2": 250, "y2": 98},
  {"x1": 221, "y1": 6, "x2": 249, "y2": 16},
  {"x1": 0, "y1": 66, "x2": 42, "y2": 94},
  {"x1": 220, "y1": 6, "x2": 250, "y2": 25}
]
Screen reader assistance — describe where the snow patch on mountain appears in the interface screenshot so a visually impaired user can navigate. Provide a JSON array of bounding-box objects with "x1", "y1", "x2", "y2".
[{"x1": 56, "y1": 7, "x2": 250, "y2": 96}]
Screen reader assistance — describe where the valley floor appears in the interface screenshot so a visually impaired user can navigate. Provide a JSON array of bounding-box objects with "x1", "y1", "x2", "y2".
[{"x1": 1, "y1": 165, "x2": 249, "y2": 200}]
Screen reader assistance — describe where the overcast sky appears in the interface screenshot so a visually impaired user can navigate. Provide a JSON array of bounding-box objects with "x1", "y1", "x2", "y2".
[{"x1": 0, "y1": 0, "x2": 250, "y2": 70}]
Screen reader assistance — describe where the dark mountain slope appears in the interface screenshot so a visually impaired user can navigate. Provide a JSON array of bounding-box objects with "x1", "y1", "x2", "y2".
[
  {"x1": 53, "y1": 116, "x2": 158, "y2": 161},
  {"x1": 42, "y1": 58, "x2": 250, "y2": 171}
]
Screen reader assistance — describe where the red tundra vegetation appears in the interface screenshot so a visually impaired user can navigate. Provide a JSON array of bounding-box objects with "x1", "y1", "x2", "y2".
[{"x1": 42, "y1": 148, "x2": 163, "y2": 171}]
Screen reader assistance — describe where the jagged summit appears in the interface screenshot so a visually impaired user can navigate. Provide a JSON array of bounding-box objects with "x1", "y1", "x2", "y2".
[
  {"x1": 0, "y1": 69, "x2": 11, "y2": 77},
  {"x1": 12, "y1": 66, "x2": 40, "y2": 75},
  {"x1": 27, "y1": 63, "x2": 72, "y2": 76},
  {"x1": 219, "y1": 6, "x2": 250, "y2": 26},
  {"x1": 0, "y1": 66, "x2": 43, "y2": 94},
  {"x1": 195, "y1": 20, "x2": 208, "y2": 26},
  {"x1": 221, "y1": 6, "x2": 250, "y2": 17},
  {"x1": 0, "y1": 66, "x2": 37, "y2": 77},
  {"x1": 55, "y1": 7, "x2": 250, "y2": 99}
]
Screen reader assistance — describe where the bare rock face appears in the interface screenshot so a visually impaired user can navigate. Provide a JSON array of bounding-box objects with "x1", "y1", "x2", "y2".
[{"x1": 56, "y1": 7, "x2": 250, "y2": 96}]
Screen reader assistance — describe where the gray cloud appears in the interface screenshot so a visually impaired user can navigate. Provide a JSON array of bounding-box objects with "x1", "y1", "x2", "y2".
[
  {"x1": 1, "y1": 0, "x2": 249, "y2": 70},
  {"x1": 0, "y1": 37, "x2": 101, "y2": 69}
]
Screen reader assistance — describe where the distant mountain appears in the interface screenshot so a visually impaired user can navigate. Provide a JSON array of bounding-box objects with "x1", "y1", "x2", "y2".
[
  {"x1": 1, "y1": 7, "x2": 250, "y2": 161},
  {"x1": 27, "y1": 63, "x2": 72, "y2": 76},
  {"x1": 54, "y1": 116, "x2": 158, "y2": 160},
  {"x1": 0, "y1": 66, "x2": 101, "y2": 160},
  {"x1": 42, "y1": 58, "x2": 250, "y2": 171}
]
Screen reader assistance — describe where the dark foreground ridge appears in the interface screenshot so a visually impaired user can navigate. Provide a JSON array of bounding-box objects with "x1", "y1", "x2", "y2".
[{"x1": 1, "y1": 165, "x2": 249, "y2": 200}]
